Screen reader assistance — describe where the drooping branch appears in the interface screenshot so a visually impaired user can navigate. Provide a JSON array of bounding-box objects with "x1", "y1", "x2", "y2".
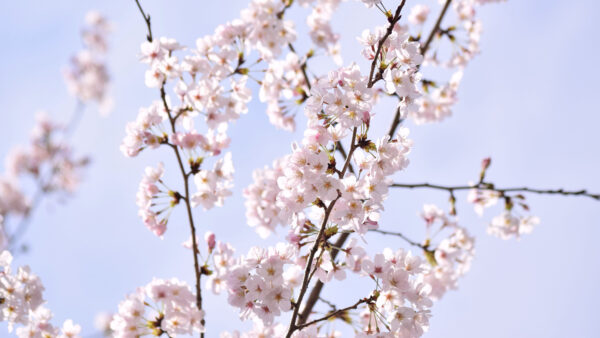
[{"x1": 391, "y1": 182, "x2": 600, "y2": 201}]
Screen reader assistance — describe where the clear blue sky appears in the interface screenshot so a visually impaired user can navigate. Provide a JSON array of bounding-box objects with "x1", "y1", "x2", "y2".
[{"x1": 0, "y1": 0, "x2": 599, "y2": 337}]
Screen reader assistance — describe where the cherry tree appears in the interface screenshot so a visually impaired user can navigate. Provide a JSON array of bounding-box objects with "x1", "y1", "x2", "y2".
[{"x1": 0, "y1": 0, "x2": 597, "y2": 337}]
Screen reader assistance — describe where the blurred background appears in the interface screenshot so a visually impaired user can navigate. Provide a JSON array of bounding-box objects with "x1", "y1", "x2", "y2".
[{"x1": 0, "y1": 0, "x2": 599, "y2": 337}]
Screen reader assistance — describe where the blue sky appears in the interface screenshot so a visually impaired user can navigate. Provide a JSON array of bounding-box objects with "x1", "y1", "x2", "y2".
[{"x1": 0, "y1": 0, "x2": 599, "y2": 337}]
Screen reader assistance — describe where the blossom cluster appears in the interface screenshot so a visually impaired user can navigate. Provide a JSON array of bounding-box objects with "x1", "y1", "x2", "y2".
[
  {"x1": 5, "y1": 113, "x2": 88, "y2": 195},
  {"x1": 358, "y1": 249, "x2": 432, "y2": 337},
  {"x1": 354, "y1": 0, "x2": 502, "y2": 125},
  {"x1": 467, "y1": 160, "x2": 541, "y2": 241},
  {"x1": 63, "y1": 11, "x2": 112, "y2": 115},
  {"x1": 221, "y1": 244, "x2": 298, "y2": 325},
  {"x1": 0, "y1": 113, "x2": 88, "y2": 249},
  {"x1": 110, "y1": 278, "x2": 204, "y2": 337},
  {"x1": 0, "y1": 251, "x2": 81, "y2": 337},
  {"x1": 302, "y1": 0, "x2": 344, "y2": 65},
  {"x1": 245, "y1": 62, "x2": 414, "y2": 243}
]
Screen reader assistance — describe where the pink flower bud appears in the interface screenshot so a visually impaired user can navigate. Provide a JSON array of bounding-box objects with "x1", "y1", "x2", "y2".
[
  {"x1": 361, "y1": 111, "x2": 371, "y2": 126},
  {"x1": 205, "y1": 231, "x2": 216, "y2": 252},
  {"x1": 481, "y1": 157, "x2": 491, "y2": 171}
]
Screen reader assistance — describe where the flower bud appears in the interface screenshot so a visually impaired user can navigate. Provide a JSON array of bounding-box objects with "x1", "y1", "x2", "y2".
[{"x1": 205, "y1": 231, "x2": 216, "y2": 252}]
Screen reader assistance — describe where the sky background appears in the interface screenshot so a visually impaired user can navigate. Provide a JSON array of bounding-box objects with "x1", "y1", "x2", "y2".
[{"x1": 0, "y1": 0, "x2": 599, "y2": 337}]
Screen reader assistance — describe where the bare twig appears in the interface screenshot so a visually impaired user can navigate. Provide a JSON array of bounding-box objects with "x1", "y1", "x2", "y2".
[
  {"x1": 391, "y1": 182, "x2": 600, "y2": 201},
  {"x1": 134, "y1": 0, "x2": 153, "y2": 42},
  {"x1": 370, "y1": 229, "x2": 427, "y2": 249},
  {"x1": 296, "y1": 295, "x2": 374, "y2": 330}
]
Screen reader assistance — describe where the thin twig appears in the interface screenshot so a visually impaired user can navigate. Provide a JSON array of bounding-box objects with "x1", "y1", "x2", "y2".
[
  {"x1": 339, "y1": 128, "x2": 358, "y2": 178},
  {"x1": 367, "y1": 0, "x2": 408, "y2": 88},
  {"x1": 296, "y1": 296, "x2": 374, "y2": 330},
  {"x1": 391, "y1": 182, "x2": 600, "y2": 201},
  {"x1": 285, "y1": 194, "x2": 342, "y2": 338},
  {"x1": 370, "y1": 229, "x2": 427, "y2": 249},
  {"x1": 134, "y1": 0, "x2": 153, "y2": 42}
]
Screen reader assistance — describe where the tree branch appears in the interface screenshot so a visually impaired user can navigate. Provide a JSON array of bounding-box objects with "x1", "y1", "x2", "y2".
[
  {"x1": 285, "y1": 193, "x2": 342, "y2": 338},
  {"x1": 420, "y1": 0, "x2": 452, "y2": 56},
  {"x1": 295, "y1": 1, "x2": 410, "y2": 326},
  {"x1": 134, "y1": 0, "x2": 153, "y2": 42},
  {"x1": 134, "y1": 2, "x2": 204, "y2": 336},
  {"x1": 367, "y1": 0, "x2": 408, "y2": 88},
  {"x1": 387, "y1": 0, "x2": 453, "y2": 138},
  {"x1": 391, "y1": 182, "x2": 600, "y2": 201},
  {"x1": 370, "y1": 229, "x2": 427, "y2": 249},
  {"x1": 296, "y1": 295, "x2": 375, "y2": 331}
]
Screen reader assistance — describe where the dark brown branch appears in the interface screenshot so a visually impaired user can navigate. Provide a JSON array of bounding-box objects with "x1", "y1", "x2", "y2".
[
  {"x1": 391, "y1": 182, "x2": 600, "y2": 201},
  {"x1": 298, "y1": 231, "x2": 348, "y2": 324},
  {"x1": 285, "y1": 194, "x2": 342, "y2": 338},
  {"x1": 134, "y1": 0, "x2": 153, "y2": 42},
  {"x1": 339, "y1": 128, "x2": 358, "y2": 178}
]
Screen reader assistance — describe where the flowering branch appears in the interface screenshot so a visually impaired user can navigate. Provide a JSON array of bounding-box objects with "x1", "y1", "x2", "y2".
[
  {"x1": 367, "y1": 0, "x2": 408, "y2": 87},
  {"x1": 133, "y1": 1, "x2": 204, "y2": 335},
  {"x1": 387, "y1": 0, "x2": 452, "y2": 138},
  {"x1": 285, "y1": 193, "x2": 342, "y2": 338},
  {"x1": 391, "y1": 182, "x2": 600, "y2": 201},
  {"x1": 293, "y1": 1, "x2": 419, "y2": 327},
  {"x1": 420, "y1": 0, "x2": 453, "y2": 56}
]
